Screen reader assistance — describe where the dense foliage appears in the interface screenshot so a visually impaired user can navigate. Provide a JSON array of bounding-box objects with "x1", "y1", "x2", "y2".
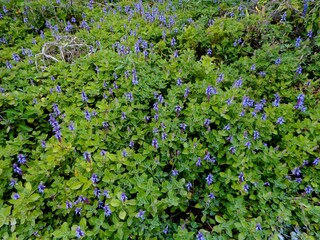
[{"x1": 0, "y1": 0, "x2": 320, "y2": 239}]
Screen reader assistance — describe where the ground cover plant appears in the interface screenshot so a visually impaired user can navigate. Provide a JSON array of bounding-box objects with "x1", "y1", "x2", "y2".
[{"x1": 0, "y1": 0, "x2": 320, "y2": 239}]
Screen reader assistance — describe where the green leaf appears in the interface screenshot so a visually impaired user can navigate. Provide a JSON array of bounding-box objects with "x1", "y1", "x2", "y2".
[
  {"x1": 25, "y1": 182, "x2": 32, "y2": 191},
  {"x1": 119, "y1": 210, "x2": 126, "y2": 220},
  {"x1": 0, "y1": 206, "x2": 12, "y2": 218},
  {"x1": 238, "y1": 232, "x2": 246, "y2": 240},
  {"x1": 70, "y1": 182, "x2": 83, "y2": 190},
  {"x1": 215, "y1": 215, "x2": 225, "y2": 223},
  {"x1": 194, "y1": 203, "x2": 203, "y2": 209},
  {"x1": 110, "y1": 198, "x2": 121, "y2": 207},
  {"x1": 53, "y1": 230, "x2": 65, "y2": 238},
  {"x1": 79, "y1": 218, "x2": 87, "y2": 229},
  {"x1": 29, "y1": 193, "x2": 40, "y2": 202},
  {"x1": 19, "y1": 124, "x2": 33, "y2": 132}
]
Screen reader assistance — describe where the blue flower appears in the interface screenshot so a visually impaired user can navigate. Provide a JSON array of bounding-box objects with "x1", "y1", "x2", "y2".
[
  {"x1": 173, "y1": 50, "x2": 179, "y2": 58},
  {"x1": 55, "y1": 85, "x2": 62, "y2": 93},
  {"x1": 17, "y1": 154, "x2": 27, "y2": 164},
  {"x1": 256, "y1": 223, "x2": 262, "y2": 231},
  {"x1": 258, "y1": 71, "x2": 266, "y2": 77},
  {"x1": 38, "y1": 183, "x2": 46, "y2": 193},
  {"x1": 13, "y1": 193, "x2": 20, "y2": 200},
  {"x1": 176, "y1": 78, "x2": 182, "y2": 86},
  {"x1": 68, "y1": 122, "x2": 75, "y2": 131},
  {"x1": 253, "y1": 130, "x2": 260, "y2": 140},
  {"x1": 12, "y1": 53, "x2": 21, "y2": 62},
  {"x1": 172, "y1": 169, "x2": 178, "y2": 176},
  {"x1": 216, "y1": 73, "x2": 224, "y2": 83},
  {"x1": 132, "y1": 68, "x2": 138, "y2": 85},
  {"x1": 75, "y1": 226, "x2": 85, "y2": 238},
  {"x1": 180, "y1": 123, "x2": 187, "y2": 132},
  {"x1": 276, "y1": 117, "x2": 285, "y2": 125},
  {"x1": 93, "y1": 188, "x2": 100, "y2": 197},
  {"x1": 196, "y1": 157, "x2": 202, "y2": 167},
  {"x1": 242, "y1": 96, "x2": 254, "y2": 107},
  {"x1": 291, "y1": 166, "x2": 301, "y2": 176},
  {"x1": 163, "y1": 225, "x2": 169, "y2": 234},
  {"x1": 280, "y1": 12, "x2": 286, "y2": 22},
  {"x1": 104, "y1": 204, "x2": 112, "y2": 216},
  {"x1": 296, "y1": 65, "x2": 302, "y2": 75},
  {"x1": 13, "y1": 163, "x2": 23, "y2": 175},
  {"x1": 196, "y1": 231, "x2": 205, "y2": 240},
  {"x1": 83, "y1": 152, "x2": 91, "y2": 162},
  {"x1": 75, "y1": 207, "x2": 82, "y2": 215},
  {"x1": 161, "y1": 132, "x2": 167, "y2": 140},
  {"x1": 229, "y1": 146, "x2": 236, "y2": 154},
  {"x1": 238, "y1": 172, "x2": 244, "y2": 183},
  {"x1": 232, "y1": 77, "x2": 243, "y2": 88},
  {"x1": 261, "y1": 113, "x2": 267, "y2": 121},
  {"x1": 184, "y1": 87, "x2": 190, "y2": 98},
  {"x1": 223, "y1": 124, "x2": 231, "y2": 131},
  {"x1": 152, "y1": 138, "x2": 158, "y2": 149},
  {"x1": 186, "y1": 182, "x2": 192, "y2": 191},
  {"x1": 204, "y1": 118, "x2": 211, "y2": 128},
  {"x1": 81, "y1": 91, "x2": 88, "y2": 102},
  {"x1": 170, "y1": 37, "x2": 176, "y2": 47},
  {"x1": 206, "y1": 174, "x2": 213, "y2": 185},
  {"x1": 295, "y1": 36, "x2": 302, "y2": 48},
  {"x1": 9, "y1": 179, "x2": 17, "y2": 187},
  {"x1": 121, "y1": 192, "x2": 128, "y2": 203},
  {"x1": 84, "y1": 110, "x2": 91, "y2": 121},
  {"x1": 66, "y1": 201, "x2": 73, "y2": 209},
  {"x1": 175, "y1": 105, "x2": 182, "y2": 115},
  {"x1": 275, "y1": 57, "x2": 281, "y2": 65},
  {"x1": 264, "y1": 182, "x2": 270, "y2": 186},
  {"x1": 137, "y1": 209, "x2": 145, "y2": 219},
  {"x1": 209, "y1": 192, "x2": 215, "y2": 199},
  {"x1": 91, "y1": 174, "x2": 99, "y2": 184},
  {"x1": 302, "y1": 0, "x2": 308, "y2": 16},
  {"x1": 100, "y1": 150, "x2": 106, "y2": 156},
  {"x1": 6, "y1": 61, "x2": 12, "y2": 69},
  {"x1": 243, "y1": 184, "x2": 249, "y2": 193},
  {"x1": 305, "y1": 185, "x2": 313, "y2": 194},
  {"x1": 205, "y1": 85, "x2": 217, "y2": 100}
]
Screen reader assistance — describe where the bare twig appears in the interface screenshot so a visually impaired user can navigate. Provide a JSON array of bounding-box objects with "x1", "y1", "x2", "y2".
[{"x1": 34, "y1": 36, "x2": 90, "y2": 71}]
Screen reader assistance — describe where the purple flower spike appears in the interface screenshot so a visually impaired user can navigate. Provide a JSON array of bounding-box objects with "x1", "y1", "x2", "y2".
[
  {"x1": 137, "y1": 209, "x2": 145, "y2": 219},
  {"x1": 66, "y1": 201, "x2": 73, "y2": 209},
  {"x1": 276, "y1": 117, "x2": 285, "y2": 125},
  {"x1": 152, "y1": 138, "x2": 158, "y2": 149},
  {"x1": 75, "y1": 226, "x2": 85, "y2": 238},
  {"x1": 17, "y1": 154, "x2": 27, "y2": 164},
  {"x1": 186, "y1": 182, "x2": 192, "y2": 191},
  {"x1": 38, "y1": 183, "x2": 46, "y2": 193},
  {"x1": 121, "y1": 192, "x2": 128, "y2": 203},
  {"x1": 196, "y1": 231, "x2": 205, "y2": 240},
  {"x1": 13, "y1": 193, "x2": 20, "y2": 200},
  {"x1": 206, "y1": 174, "x2": 213, "y2": 186},
  {"x1": 75, "y1": 207, "x2": 82, "y2": 215},
  {"x1": 256, "y1": 223, "x2": 262, "y2": 231},
  {"x1": 238, "y1": 172, "x2": 244, "y2": 183},
  {"x1": 81, "y1": 91, "x2": 88, "y2": 102},
  {"x1": 83, "y1": 152, "x2": 91, "y2": 162},
  {"x1": 91, "y1": 174, "x2": 99, "y2": 184},
  {"x1": 172, "y1": 169, "x2": 178, "y2": 176},
  {"x1": 103, "y1": 204, "x2": 112, "y2": 216}
]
